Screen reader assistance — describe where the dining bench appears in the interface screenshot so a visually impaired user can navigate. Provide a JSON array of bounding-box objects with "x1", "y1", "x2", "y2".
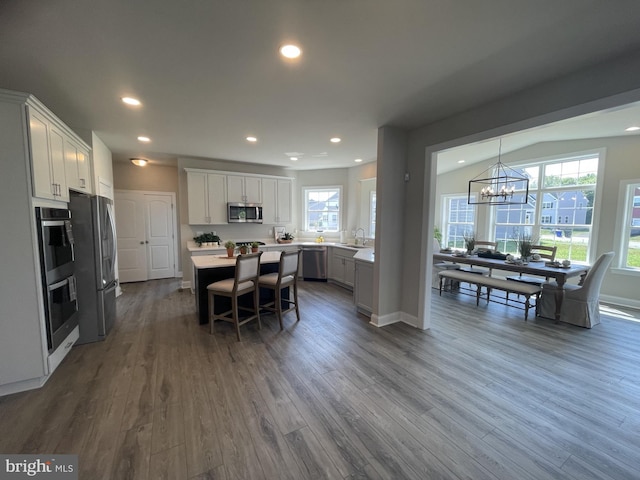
[{"x1": 438, "y1": 270, "x2": 541, "y2": 321}]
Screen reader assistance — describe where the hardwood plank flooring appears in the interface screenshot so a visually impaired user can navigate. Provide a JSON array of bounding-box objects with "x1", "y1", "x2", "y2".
[{"x1": 1, "y1": 279, "x2": 640, "y2": 479}]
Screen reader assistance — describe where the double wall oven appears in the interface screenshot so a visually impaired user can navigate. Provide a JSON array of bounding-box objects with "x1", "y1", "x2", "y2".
[{"x1": 35, "y1": 207, "x2": 78, "y2": 352}]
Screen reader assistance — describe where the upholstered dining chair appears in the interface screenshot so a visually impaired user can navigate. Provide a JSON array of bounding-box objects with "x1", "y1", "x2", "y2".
[
  {"x1": 538, "y1": 251, "x2": 614, "y2": 328},
  {"x1": 207, "y1": 252, "x2": 262, "y2": 341},
  {"x1": 432, "y1": 238, "x2": 461, "y2": 289},
  {"x1": 258, "y1": 250, "x2": 301, "y2": 329}
]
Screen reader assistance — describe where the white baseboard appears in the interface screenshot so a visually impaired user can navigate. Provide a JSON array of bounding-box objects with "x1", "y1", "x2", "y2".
[
  {"x1": 181, "y1": 280, "x2": 192, "y2": 292},
  {"x1": 599, "y1": 294, "x2": 640, "y2": 311},
  {"x1": 370, "y1": 311, "x2": 420, "y2": 328},
  {"x1": 0, "y1": 374, "x2": 48, "y2": 397}
]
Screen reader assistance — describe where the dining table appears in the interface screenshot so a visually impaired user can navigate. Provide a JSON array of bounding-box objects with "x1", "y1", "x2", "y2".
[{"x1": 433, "y1": 252, "x2": 590, "y2": 321}]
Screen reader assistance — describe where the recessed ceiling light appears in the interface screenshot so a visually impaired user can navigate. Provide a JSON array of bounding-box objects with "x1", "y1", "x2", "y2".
[
  {"x1": 625, "y1": 126, "x2": 640, "y2": 132},
  {"x1": 121, "y1": 97, "x2": 141, "y2": 106},
  {"x1": 137, "y1": 136, "x2": 151, "y2": 143},
  {"x1": 130, "y1": 158, "x2": 148, "y2": 167},
  {"x1": 280, "y1": 44, "x2": 301, "y2": 59},
  {"x1": 246, "y1": 136, "x2": 257, "y2": 142},
  {"x1": 458, "y1": 159, "x2": 465, "y2": 163},
  {"x1": 330, "y1": 137, "x2": 341, "y2": 143},
  {"x1": 354, "y1": 158, "x2": 362, "y2": 163},
  {"x1": 290, "y1": 157, "x2": 298, "y2": 161}
]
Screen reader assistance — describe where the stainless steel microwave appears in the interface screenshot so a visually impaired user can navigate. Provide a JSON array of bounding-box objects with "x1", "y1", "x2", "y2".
[{"x1": 227, "y1": 203, "x2": 263, "y2": 223}]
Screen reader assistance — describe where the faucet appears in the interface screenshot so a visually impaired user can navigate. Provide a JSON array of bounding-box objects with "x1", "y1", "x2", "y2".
[{"x1": 355, "y1": 228, "x2": 366, "y2": 246}]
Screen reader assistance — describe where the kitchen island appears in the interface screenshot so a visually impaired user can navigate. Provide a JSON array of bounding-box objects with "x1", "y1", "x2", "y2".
[{"x1": 191, "y1": 251, "x2": 283, "y2": 324}]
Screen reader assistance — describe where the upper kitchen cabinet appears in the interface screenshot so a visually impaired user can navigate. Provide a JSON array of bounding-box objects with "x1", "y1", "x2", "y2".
[
  {"x1": 29, "y1": 108, "x2": 69, "y2": 202},
  {"x1": 64, "y1": 137, "x2": 92, "y2": 193},
  {"x1": 227, "y1": 175, "x2": 261, "y2": 203},
  {"x1": 27, "y1": 100, "x2": 91, "y2": 202},
  {"x1": 186, "y1": 169, "x2": 227, "y2": 224},
  {"x1": 262, "y1": 177, "x2": 292, "y2": 224}
]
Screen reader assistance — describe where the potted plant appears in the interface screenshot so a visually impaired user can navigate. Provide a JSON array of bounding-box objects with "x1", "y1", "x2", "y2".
[
  {"x1": 278, "y1": 232, "x2": 294, "y2": 244},
  {"x1": 224, "y1": 240, "x2": 236, "y2": 257},
  {"x1": 193, "y1": 234, "x2": 204, "y2": 247},
  {"x1": 238, "y1": 244, "x2": 249, "y2": 255},
  {"x1": 515, "y1": 232, "x2": 536, "y2": 260},
  {"x1": 463, "y1": 231, "x2": 475, "y2": 254},
  {"x1": 251, "y1": 241, "x2": 259, "y2": 253}
]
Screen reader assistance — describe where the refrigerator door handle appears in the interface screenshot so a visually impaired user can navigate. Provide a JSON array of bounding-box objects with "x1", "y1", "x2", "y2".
[
  {"x1": 106, "y1": 201, "x2": 118, "y2": 276},
  {"x1": 68, "y1": 275, "x2": 77, "y2": 301}
]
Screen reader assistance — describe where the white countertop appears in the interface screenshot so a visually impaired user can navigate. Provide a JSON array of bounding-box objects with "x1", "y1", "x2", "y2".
[
  {"x1": 191, "y1": 251, "x2": 282, "y2": 269},
  {"x1": 353, "y1": 248, "x2": 375, "y2": 263},
  {"x1": 187, "y1": 239, "x2": 372, "y2": 253}
]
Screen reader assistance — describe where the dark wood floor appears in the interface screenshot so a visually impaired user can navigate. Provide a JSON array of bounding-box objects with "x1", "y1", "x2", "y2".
[{"x1": 1, "y1": 279, "x2": 640, "y2": 479}]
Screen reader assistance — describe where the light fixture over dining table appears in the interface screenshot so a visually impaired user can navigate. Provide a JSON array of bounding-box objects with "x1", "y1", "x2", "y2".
[{"x1": 467, "y1": 139, "x2": 529, "y2": 205}]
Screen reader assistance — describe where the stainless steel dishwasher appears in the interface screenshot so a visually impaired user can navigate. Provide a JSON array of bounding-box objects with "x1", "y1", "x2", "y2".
[{"x1": 302, "y1": 246, "x2": 328, "y2": 281}]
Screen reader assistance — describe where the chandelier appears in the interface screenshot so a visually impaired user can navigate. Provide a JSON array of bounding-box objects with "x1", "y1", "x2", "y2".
[{"x1": 467, "y1": 139, "x2": 529, "y2": 205}]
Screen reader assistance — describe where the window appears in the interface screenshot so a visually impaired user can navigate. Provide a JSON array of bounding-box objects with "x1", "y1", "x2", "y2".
[
  {"x1": 304, "y1": 187, "x2": 341, "y2": 232},
  {"x1": 493, "y1": 154, "x2": 599, "y2": 261},
  {"x1": 616, "y1": 181, "x2": 640, "y2": 270},
  {"x1": 441, "y1": 194, "x2": 476, "y2": 249},
  {"x1": 370, "y1": 191, "x2": 377, "y2": 236}
]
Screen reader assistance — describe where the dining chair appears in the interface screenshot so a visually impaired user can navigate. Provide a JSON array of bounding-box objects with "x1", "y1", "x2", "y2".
[
  {"x1": 537, "y1": 251, "x2": 614, "y2": 328},
  {"x1": 207, "y1": 252, "x2": 262, "y2": 341},
  {"x1": 258, "y1": 250, "x2": 301, "y2": 329},
  {"x1": 432, "y1": 237, "x2": 460, "y2": 289}
]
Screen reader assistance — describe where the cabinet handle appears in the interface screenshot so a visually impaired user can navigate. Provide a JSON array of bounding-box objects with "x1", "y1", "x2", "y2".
[{"x1": 140, "y1": 241, "x2": 145, "y2": 245}]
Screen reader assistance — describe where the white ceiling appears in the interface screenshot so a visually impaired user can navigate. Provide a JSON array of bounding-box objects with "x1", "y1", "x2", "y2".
[
  {"x1": 436, "y1": 100, "x2": 640, "y2": 173},
  {"x1": 2, "y1": 0, "x2": 640, "y2": 170}
]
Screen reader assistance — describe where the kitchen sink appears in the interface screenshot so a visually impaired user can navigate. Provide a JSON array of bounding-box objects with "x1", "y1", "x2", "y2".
[{"x1": 343, "y1": 244, "x2": 368, "y2": 248}]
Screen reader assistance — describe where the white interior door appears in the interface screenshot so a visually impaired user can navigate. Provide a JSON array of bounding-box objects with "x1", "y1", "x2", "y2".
[
  {"x1": 115, "y1": 190, "x2": 177, "y2": 283},
  {"x1": 115, "y1": 192, "x2": 147, "y2": 283},
  {"x1": 145, "y1": 194, "x2": 175, "y2": 280}
]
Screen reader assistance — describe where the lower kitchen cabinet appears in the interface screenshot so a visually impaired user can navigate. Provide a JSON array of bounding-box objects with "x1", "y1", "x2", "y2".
[
  {"x1": 329, "y1": 247, "x2": 355, "y2": 289},
  {"x1": 354, "y1": 260, "x2": 374, "y2": 316}
]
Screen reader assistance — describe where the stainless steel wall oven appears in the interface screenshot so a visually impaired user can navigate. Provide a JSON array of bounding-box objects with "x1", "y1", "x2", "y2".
[{"x1": 35, "y1": 207, "x2": 78, "y2": 352}]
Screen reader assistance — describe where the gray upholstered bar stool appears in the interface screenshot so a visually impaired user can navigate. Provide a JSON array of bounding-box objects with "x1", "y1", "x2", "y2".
[
  {"x1": 207, "y1": 252, "x2": 262, "y2": 341},
  {"x1": 258, "y1": 250, "x2": 301, "y2": 330}
]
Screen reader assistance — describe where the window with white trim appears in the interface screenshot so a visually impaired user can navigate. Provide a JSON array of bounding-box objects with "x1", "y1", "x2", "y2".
[
  {"x1": 303, "y1": 187, "x2": 341, "y2": 232},
  {"x1": 493, "y1": 153, "x2": 599, "y2": 261},
  {"x1": 617, "y1": 181, "x2": 640, "y2": 270},
  {"x1": 441, "y1": 194, "x2": 476, "y2": 249},
  {"x1": 370, "y1": 191, "x2": 377, "y2": 236}
]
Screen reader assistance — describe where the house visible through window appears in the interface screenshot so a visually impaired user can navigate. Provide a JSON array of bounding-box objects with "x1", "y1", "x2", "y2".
[
  {"x1": 493, "y1": 153, "x2": 599, "y2": 261},
  {"x1": 441, "y1": 194, "x2": 476, "y2": 249},
  {"x1": 617, "y1": 181, "x2": 640, "y2": 269},
  {"x1": 304, "y1": 187, "x2": 341, "y2": 232}
]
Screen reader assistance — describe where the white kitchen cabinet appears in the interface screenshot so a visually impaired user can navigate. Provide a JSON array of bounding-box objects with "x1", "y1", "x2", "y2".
[
  {"x1": 227, "y1": 175, "x2": 261, "y2": 203},
  {"x1": 29, "y1": 108, "x2": 69, "y2": 201},
  {"x1": 0, "y1": 89, "x2": 86, "y2": 396},
  {"x1": 64, "y1": 137, "x2": 92, "y2": 193},
  {"x1": 262, "y1": 177, "x2": 292, "y2": 224},
  {"x1": 354, "y1": 260, "x2": 374, "y2": 316},
  {"x1": 186, "y1": 170, "x2": 227, "y2": 224},
  {"x1": 329, "y1": 247, "x2": 356, "y2": 289}
]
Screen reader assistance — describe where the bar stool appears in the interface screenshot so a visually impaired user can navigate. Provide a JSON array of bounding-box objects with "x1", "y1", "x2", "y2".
[
  {"x1": 207, "y1": 252, "x2": 262, "y2": 341},
  {"x1": 258, "y1": 250, "x2": 301, "y2": 330}
]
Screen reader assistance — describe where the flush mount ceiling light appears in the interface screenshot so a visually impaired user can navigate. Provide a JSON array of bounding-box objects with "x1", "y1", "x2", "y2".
[
  {"x1": 330, "y1": 137, "x2": 341, "y2": 143},
  {"x1": 279, "y1": 44, "x2": 301, "y2": 59},
  {"x1": 625, "y1": 126, "x2": 640, "y2": 132},
  {"x1": 121, "y1": 96, "x2": 141, "y2": 106},
  {"x1": 130, "y1": 158, "x2": 148, "y2": 167},
  {"x1": 246, "y1": 136, "x2": 257, "y2": 142},
  {"x1": 290, "y1": 157, "x2": 298, "y2": 161},
  {"x1": 354, "y1": 158, "x2": 362, "y2": 163},
  {"x1": 458, "y1": 159, "x2": 465, "y2": 164},
  {"x1": 468, "y1": 139, "x2": 529, "y2": 205},
  {"x1": 137, "y1": 136, "x2": 151, "y2": 143}
]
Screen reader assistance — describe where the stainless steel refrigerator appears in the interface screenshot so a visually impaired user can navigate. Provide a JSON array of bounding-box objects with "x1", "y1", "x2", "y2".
[{"x1": 69, "y1": 191, "x2": 117, "y2": 344}]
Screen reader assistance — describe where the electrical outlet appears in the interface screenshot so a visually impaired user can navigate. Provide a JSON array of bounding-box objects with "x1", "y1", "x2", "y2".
[
  {"x1": 212, "y1": 231, "x2": 216, "y2": 236},
  {"x1": 196, "y1": 231, "x2": 203, "y2": 236},
  {"x1": 268, "y1": 227, "x2": 272, "y2": 235}
]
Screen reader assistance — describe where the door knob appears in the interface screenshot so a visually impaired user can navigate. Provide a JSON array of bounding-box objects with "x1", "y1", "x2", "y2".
[{"x1": 145, "y1": 240, "x2": 149, "y2": 244}]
